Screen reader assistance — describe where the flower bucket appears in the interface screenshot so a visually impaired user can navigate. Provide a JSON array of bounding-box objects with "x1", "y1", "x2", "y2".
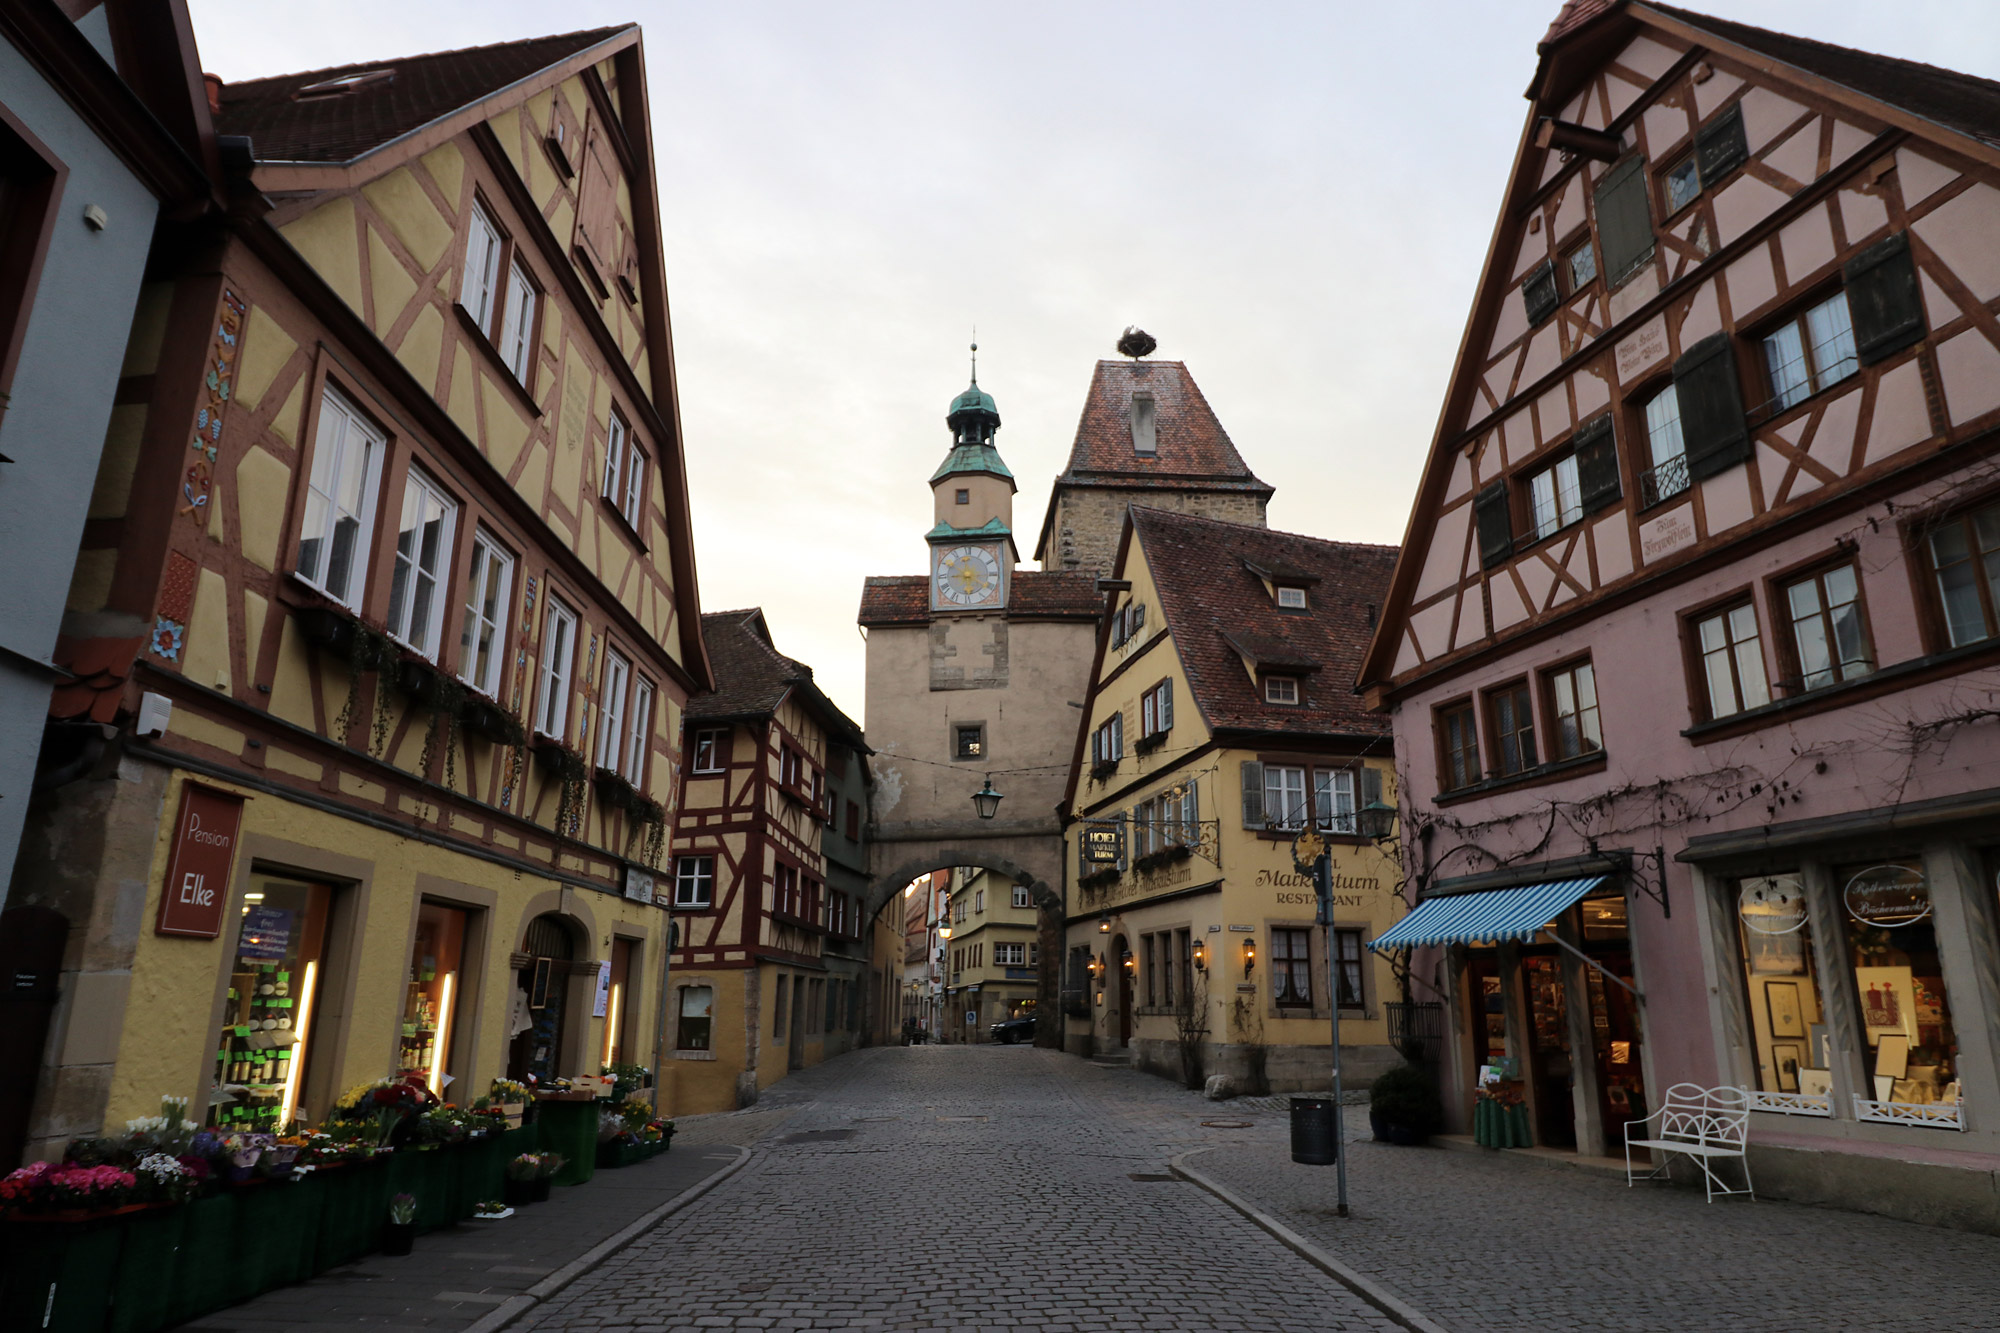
[
  {"x1": 381, "y1": 1221, "x2": 416, "y2": 1257},
  {"x1": 503, "y1": 1177, "x2": 536, "y2": 1208}
]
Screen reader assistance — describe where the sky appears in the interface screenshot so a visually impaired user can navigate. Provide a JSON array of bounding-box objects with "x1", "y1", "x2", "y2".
[{"x1": 186, "y1": 1, "x2": 2000, "y2": 726}]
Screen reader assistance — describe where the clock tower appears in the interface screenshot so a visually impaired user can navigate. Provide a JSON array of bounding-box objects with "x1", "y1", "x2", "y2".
[{"x1": 927, "y1": 346, "x2": 1017, "y2": 613}]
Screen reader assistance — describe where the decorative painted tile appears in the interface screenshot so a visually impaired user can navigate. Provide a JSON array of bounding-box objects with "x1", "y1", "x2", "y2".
[
  {"x1": 151, "y1": 617, "x2": 185, "y2": 661},
  {"x1": 159, "y1": 551, "x2": 198, "y2": 623}
]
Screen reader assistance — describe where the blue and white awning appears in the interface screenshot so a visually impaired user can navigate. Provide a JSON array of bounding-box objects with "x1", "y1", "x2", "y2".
[{"x1": 1369, "y1": 877, "x2": 1606, "y2": 951}]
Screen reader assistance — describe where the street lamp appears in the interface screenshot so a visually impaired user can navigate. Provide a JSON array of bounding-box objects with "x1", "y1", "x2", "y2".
[
  {"x1": 971, "y1": 775, "x2": 1003, "y2": 820},
  {"x1": 1190, "y1": 938, "x2": 1206, "y2": 972},
  {"x1": 1360, "y1": 796, "x2": 1399, "y2": 843}
]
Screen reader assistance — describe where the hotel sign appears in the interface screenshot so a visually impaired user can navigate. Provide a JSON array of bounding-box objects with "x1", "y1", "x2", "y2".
[
  {"x1": 155, "y1": 784, "x2": 246, "y2": 939},
  {"x1": 1082, "y1": 823, "x2": 1123, "y2": 864}
]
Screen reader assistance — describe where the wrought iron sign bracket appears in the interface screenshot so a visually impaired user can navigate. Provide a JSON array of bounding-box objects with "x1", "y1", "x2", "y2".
[{"x1": 1590, "y1": 841, "x2": 1670, "y2": 918}]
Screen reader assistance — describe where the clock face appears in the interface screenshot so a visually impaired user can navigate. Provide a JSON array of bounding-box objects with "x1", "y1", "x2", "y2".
[{"x1": 934, "y1": 545, "x2": 1002, "y2": 607}]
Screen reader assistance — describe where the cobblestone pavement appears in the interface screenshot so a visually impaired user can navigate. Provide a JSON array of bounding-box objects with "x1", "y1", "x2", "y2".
[{"x1": 518, "y1": 1046, "x2": 1400, "y2": 1333}]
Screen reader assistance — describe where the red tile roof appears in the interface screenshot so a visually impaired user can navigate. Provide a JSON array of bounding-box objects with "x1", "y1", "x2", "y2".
[
  {"x1": 1053, "y1": 360, "x2": 1273, "y2": 496},
  {"x1": 1542, "y1": 0, "x2": 1615, "y2": 48},
  {"x1": 686, "y1": 608, "x2": 863, "y2": 745},
  {"x1": 48, "y1": 635, "x2": 144, "y2": 724},
  {"x1": 214, "y1": 26, "x2": 631, "y2": 164},
  {"x1": 1132, "y1": 509, "x2": 1396, "y2": 742},
  {"x1": 857, "y1": 572, "x2": 1103, "y2": 628}
]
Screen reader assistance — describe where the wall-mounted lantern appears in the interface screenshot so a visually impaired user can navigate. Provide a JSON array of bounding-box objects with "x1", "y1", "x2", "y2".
[
  {"x1": 1243, "y1": 937, "x2": 1257, "y2": 979},
  {"x1": 1191, "y1": 938, "x2": 1206, "y2": 972}
]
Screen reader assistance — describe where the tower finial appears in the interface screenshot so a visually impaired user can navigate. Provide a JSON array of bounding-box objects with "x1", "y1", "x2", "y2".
[{"x1": 970, "y1": 331, "x2": 978, "y2": 386}]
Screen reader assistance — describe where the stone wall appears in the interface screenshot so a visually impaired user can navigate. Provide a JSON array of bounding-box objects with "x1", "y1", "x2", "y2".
[{"x1": 1045, "y1": 487, "x2": 1269, "y2": 576}]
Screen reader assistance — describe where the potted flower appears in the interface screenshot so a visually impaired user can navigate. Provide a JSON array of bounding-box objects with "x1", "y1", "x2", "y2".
[
  {"x1": 531, "y1": 1152, "x2": 565, "y2": 1202},
  {"x1": 503, "y1": 1153, "x2": 543, "y2": 1207},
  {"x1": 1367, "y1": 1063, "x2": 1443, "y2": 1146},
  {"x1": 382, "y1": 1193, "x2": 418, "y2": 1256},
  {"x1": 489, "y1": 1078, "x2": 532, "y2": 1127}
]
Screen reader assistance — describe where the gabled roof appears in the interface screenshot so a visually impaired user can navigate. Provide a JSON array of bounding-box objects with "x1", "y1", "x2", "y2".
[
  {"x1": 856, "y1": 571, "x2": 1102, "y2": 628},
  {"x1": 686, "y1": 609, "x2": 864, "y2": 748},
  {"x1": 215, "y1": 26, "x2": 631, "y2": 164},
  {"x1": 1132, "y1": 509, "x2": 1396, "y2": 742}
]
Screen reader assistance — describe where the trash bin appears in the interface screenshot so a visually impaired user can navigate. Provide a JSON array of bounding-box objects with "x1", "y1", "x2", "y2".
[{"x1": 1290, "y1": 1096, "x2": 1338, "y2": 1165}]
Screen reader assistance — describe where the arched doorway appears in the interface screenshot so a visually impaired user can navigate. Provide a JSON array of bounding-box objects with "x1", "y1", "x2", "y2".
[{"x1": 509, "y1": 913, "x2": 579, "y2": 1083}]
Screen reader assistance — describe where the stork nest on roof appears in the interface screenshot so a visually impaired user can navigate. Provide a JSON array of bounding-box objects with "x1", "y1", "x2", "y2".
[{"x1": 1116, "y1": 327, "x2": 1157, "y2": 358}]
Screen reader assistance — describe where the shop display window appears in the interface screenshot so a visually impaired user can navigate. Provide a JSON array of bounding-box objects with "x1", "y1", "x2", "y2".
[
  {"x1": 1834, "y1": 860, "x2": 1959, "y2": 1109},
  {"x1": 1733, "y1": 874, "x2": 1828, "y2": 1095},
  {"x1": 400, "y1": 902, "x2": 468, "y2": 1095},
  {"x1": 208, "y1": 877, "x2": 330, "y2": 1129}
]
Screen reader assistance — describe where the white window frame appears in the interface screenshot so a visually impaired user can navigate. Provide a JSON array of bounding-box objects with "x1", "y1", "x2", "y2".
[
  {"x1": 597, "y1": 647, "x2": 631, "y2": 772},
  {"x1": 1529, "y1": 453, "x2": 1583, "y2": 541},
  {"x1": 673, "y1": 854, "x2": 714, "y2": 908},
  {"x1": 602, "y1": 410, "x2": 626, "y2": 499},
  {"x1": 626, "y1": 677, "x2": 654, "y2": 785},
  {"x1": 1314, "y1": 768, "x2": 1357, "y2": 835},
  {"x1": 995, "y1": 942, "x2": 1026, "y2": 967},
  {"x1": 692, "y1": 727, "x2": 727, "y2": 773},
  {"x1": 1011, "y1": 885, "x2": 1031, "y2": 909},
  {"x1": 295, "y1": 386, "x2": 385, "y2": 610},
  {"x1": 1265, "y1": 676, "x2": 1300, "y2": 705},
  {"x1": 1276, "y1": 586, "x2": 1308, "y2": 609},
  {"x1": 463, "y1": 202, "x2": 503, "y2": 332},
  {"x1": 1697, "y1": 603, "x2": 1770, "y2": 720},
  {"x1": 385, "y1": 466, "x2": 458, "y2": 661},
  {"x1": 1264, "y1": 765, "x2": 1309, "y2": 831},
  {"x1": 458, "y1": 530, "x2": 513, "y2": 698},
  {"x1": 536, "y1": 596, "x2": 578, "y2": 740},
  {"x1": 499, "y1": 259, "x2": 536, "y2": 383},
  {"x1": 621, "y1": 438, "x2": 646, "y2": 528}
]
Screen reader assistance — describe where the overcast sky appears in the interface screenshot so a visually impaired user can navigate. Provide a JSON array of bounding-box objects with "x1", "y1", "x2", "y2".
[{"x1": 188, "y1": 1, "x2": 2000, "y2": 725}]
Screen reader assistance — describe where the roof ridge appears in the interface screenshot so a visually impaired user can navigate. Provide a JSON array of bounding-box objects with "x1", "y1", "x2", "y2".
[
  {"x1": 1640, "y1": 2, "x2": 2000, "y2": 102},
  {"x1": 1130, "y1": 505, "x2": 1399, "y2": 552},
  {"x1": 221, "y1": 24, "x2": 633, "y2": 92}
]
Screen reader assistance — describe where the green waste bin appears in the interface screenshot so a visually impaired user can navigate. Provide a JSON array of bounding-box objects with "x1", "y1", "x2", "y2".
[{"x1": 535, "y1": 1098, "x2": 600, "y2": 1187}]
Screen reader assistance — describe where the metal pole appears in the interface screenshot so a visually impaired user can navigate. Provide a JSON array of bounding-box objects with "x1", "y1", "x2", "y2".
[{"x1": 1318, "y1": 852, "x2": 1349, "y2": 1217}]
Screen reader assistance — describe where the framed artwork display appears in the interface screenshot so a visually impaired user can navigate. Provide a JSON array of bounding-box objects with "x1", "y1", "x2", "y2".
[
  {"x1": 1765, "y1": 981, "x2": 1806, "y2": 1038},
  {"x1": 1798, "y1": 1068, "x2": 1832, "y2": 1098},
  {"x1": 1874, "y1": 1074, "x2": 1896, "y2": 1101},
  {"x1": 1855, "y1": 966, "x2": 1917, "y2": 1041},
  {"x1": 1874, "y1": 1032, "x2": 1910, "y2": 1079},
  {"x1": 529, "y1": 956, "x2": 554, "y2": 1010},
  {"x1": 1747, "y1": 927, "x2": 1806, "y2": 975},
  {"x1": 1771, "y1": 1043, "x2": 1803, "y2": 1092}
]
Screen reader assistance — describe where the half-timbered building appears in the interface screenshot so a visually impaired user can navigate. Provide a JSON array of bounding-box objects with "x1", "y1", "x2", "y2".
[
  {"x1": 665, "y1": 609, "x2": 875, "y2": 1113},
  {"x1": 1361, "y1": 1, "x2": 2000, "y2": 1227},
  {"x1": 14, "y1": 24, "x2": 708, "y2": 1158}
]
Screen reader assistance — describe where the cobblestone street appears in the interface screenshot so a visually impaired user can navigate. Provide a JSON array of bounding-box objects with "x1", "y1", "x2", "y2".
[{"x1": 523, "y1": 1046, "x2": 2000, "y2": 1332}]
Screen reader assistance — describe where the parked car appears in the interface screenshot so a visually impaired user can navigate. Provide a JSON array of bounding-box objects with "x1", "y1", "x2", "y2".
[{"x1": 989, "y1": 1015, "x2": 1037, "y2": 1044}]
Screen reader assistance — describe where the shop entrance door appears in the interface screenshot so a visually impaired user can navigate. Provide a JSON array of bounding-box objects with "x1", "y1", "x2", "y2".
[
  {"x1": 1586, "y1": 949, "x2": 1647, "y2": 1147},
  {"x1": 510, "y1": 914, "x2": 574, "y2": 1083},
  {"x1": 1114, "y1": 935, "x2": 1132, "y2": 1048},
  {"x1": 0, "y1": 907, "x2": 65, "y2": 1170},
  {"x1": 1522, "y1": 953, "x2": 1576, "y2": 1149}
]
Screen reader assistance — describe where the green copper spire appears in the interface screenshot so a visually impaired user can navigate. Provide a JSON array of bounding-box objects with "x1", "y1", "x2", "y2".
[{"x1": 933, "y1": 341, "x2": 1013, "y2": 484}]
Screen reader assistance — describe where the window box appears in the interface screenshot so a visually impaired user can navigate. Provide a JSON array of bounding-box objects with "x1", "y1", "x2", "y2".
[
  {"x1": 530, "y1": 734, "x2": 586, "y2": 779},
  {"x1": 394, "y1": 656, "x2": 444, "y2": 708},
  {"x1": 1078, "y1": 866, "x2": 1120, "y2": 891},
  {"x1": 1133, "y1": 844, "x2": 1192, "y2": 873},
  {"x1": 458, "y1": 695, "x2": 525, "y2": 748},
  {"x1": 1089, "y1": 759, "x2": 1118, "y2": 780},
  {"x1": 1134, "y1": 731, "x2": 1167, "y2": 755},
  {"x1": 294, "y1": 605, "x2": 358, "y2": 656}
]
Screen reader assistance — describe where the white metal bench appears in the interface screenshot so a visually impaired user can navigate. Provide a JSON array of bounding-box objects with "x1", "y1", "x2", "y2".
[{"x1": 1624, "y1": 1082, "x2": 1753, "y2": 1202}]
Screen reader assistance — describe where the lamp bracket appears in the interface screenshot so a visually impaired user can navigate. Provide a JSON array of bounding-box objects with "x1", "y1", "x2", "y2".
[{"x1": 1589, "y1": 841, "x2": 1670, "y2": 918}]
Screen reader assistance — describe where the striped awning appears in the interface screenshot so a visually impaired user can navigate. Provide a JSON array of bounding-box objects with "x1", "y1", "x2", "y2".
[{"x1": 1369, "y1": 877, "x2": 1606, "y2": 951}]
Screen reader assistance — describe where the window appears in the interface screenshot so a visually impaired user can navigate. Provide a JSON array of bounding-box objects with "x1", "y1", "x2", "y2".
[
  {"x1": 1265, "y1": 676, "x2": 1300, "y2": 705},
  {"x1": 1141, "y1": 680, "x2": 1174, "y2": 737},
  {"x1": 955, "y1": 488, "x2": 969, "y2": 505},
  {"x1": 296, "y1": 387, "x2": 385, "y2": 608},
  {"x1": 1782, "y1": 564, "x2": 1872, "y2": 691},
  {"x1": 673, "y1": 855, "x2": 714, "y2": 908},
  {"x1": 1488, "y1": 682, "x2": 1538, "y2": 776},
  {"x1": 1564, "y1": 238, "x2": 1597, "y2": 292},
  {"x1": 774, "y1": 864, "x2": 802, "y2": 918},
  {"x1": 1110, "y1": 601, "x2": 1146, "y2": 648},
  {"x1": 1640, "y1": 383, "x2": 1690, "y2": 507},
  {"x1": 1314, "y1": 768, "x2": 1356, "y2": 834},
  {"x1": 953, "y1": 896, "x2": 967, "y2": 924},
  {"x1": 1160, "y1": 932, "x2": 1176, "y2": 1007},
  {"x1": 1012, "y1": 885, "x2": 1031, "y2": 909},
  {"x1": 1762, "y1": 292, "x2": 1857, "y2": 413},
  {"x1": 621, "y1": 442, "x2": 647, "y2": 529},
  {"x1": 1664, "y1": 155, "x2": 1701, "y2": 214},
  {"x1": 1276, "y1": 586, "x2": 1308, "y2": 609},
  {"x1": 1928, "y1": 502, "x2": 2000, "y2": 648},
  {"x1": 974, "y1": 888, "x2": 985, "y2": 914},
  {"x1": 386, "y1": 467, "x2": 457, "y2": 659},
  {"x1": 1732, "y1": 874, "x2": 1825, "y2": 1096},
  {"x1": 600, "y1": 409, "x2": 645, "y2": 529},
  {"x1": 1133, "y1": 796, "x2": 1159, "y2": 856},
  {"x1": 1334, "y1": 929, "x2": 1365, "y2": 1009},
  {"x1": 846, "y1": 800, "x2": 860, "y2": 840},
  {"x1": 1175, "y1": 930, "x2": 1191, "y2": 1005},
  {"x1": 692, "y1": 727, "x2": 727, "y2": 773},
  {"x1": 499, "y1": 259, "x2": 537, "y2": 383},
  {"x1": 626, "y1": 677, "x2": 654, "y2": 784},
  {"x1": 954, "y1": 724, "x2": 984, "y2": 760},
  {"x1": 1272, "y1": 928, "x2": 1312, "y2": 1007},
  {"x1": 1662, "y1": 103, "x2": 1748, "y2": 217},
  {"x1": 996, "y1": 943, "x2": 1026, "y2": 966},
  {"x1": 779, "y1": 744, "x2": 801, "y2": 790},
  {"x1": 1528, "y1": 453, "x2": 1583, "y2": 540},
  {"x1": 463, "y1": 202, "x2": 503, "y2": 331},
  {"x1": 773, "y1": 975, "x2": 789, "y2": 1038},
  {"x1": 1143, "y1": 935, "x2": 1157, "y2": 1006},
  {"x1": 1439, "y1": 702, "x2": 1481, "y2": 791},
  {"x1": 1695, "y1": 602, "x2": 1770, "y2": 720},
  {"x1": 1546, "y1": 661, "x2": 1602, "y2": 759},
  {"x1": 596, "y1": 648, "x2": 630, "y2": 771},
  {"x1": 536, "y1": 597, "x2": 577, "y2": 739},
  {"x1": 458, "y1": 531, "x2": 513, "y2": 697},
  {"x1": 1264, "y1": 765, "x2": 1309, "y2": 831},
  {"x1": 1092, "y1": 715, "x2": 1123, "y2": 768}
]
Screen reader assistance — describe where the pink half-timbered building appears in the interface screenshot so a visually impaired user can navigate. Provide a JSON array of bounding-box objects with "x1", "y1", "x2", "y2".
[{"x1": 1362, "y1": 1, "x2": 2000, "y2": 1229}]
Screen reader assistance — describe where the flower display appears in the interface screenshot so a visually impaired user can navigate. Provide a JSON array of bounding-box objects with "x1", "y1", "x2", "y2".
[{"x1": 0, "y1": 1160, "x2": 139, "y2": 1214}]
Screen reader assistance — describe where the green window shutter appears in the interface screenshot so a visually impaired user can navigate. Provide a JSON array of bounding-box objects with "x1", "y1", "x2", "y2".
[
  {"x1": 1845, "y1": 231, "x2": 1926, "y2": 366},
  {"x1": 1572, "y1": 415, "x2": 1621, "y2": 514},
  {"x1": 1694, "y1": 104, "x2": 1748, "y2": 185},
  {"x1": 1474, "y1": 481, "x2": 1513, "y2": 569},
  {"x1": 1673, "y1": 333, "x2": 1751, "y2": 481},
  {"x1": 1359, "y1": 765, "x2": 1383, "y2": 811},
  {"x1": 1593, "y1": 155, "x2": 1655, "y2": 286},
  {"x1": 1160, "y1": 680, "x2": 1173, "y2": 731},
  {"x1": 1522, "y1": 260, "x2": 1560, "y2": 327},
  {"x1": 1240, "y1": 760, "x2": 1265, "y2": 828}
]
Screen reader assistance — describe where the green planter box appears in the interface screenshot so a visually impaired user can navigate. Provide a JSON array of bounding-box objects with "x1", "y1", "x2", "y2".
[
  {"x1": 106, "y1": 1203, "x2": 187, "y2": 1333},
  {"x1": 457, "y1": 1131, "x2": 507, "y2": 1216},
  {"x1": 232, "y1": 1177, "x2": 321, "y2": 1298},
  {"x1": 0, "y1": 1210, "x2": 128, "y2": 1333},
  {"x1": 312, "y1": 1156, "x2": 391, "y2": 1273},
  {"x1": 167, "y1": 1192, "x2": 240, "y2": 1323},
  {"x1": 535, "y1": 1099, "x2": 599, "y2": 1187},
  {"x1": 387, "y1": 1146, "x2": 461, "y2": 1234}
]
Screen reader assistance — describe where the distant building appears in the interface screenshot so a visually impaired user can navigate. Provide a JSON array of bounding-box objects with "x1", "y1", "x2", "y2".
[{"x1": 941, "y1": 867, "x2": 1040, "y2": 1042}]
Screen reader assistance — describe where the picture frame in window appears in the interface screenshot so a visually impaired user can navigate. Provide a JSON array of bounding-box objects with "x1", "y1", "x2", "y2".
[
  {"x1": 1771, "y1": 1042, "x2": 1803, "y2": 1093},
  {"x1": 528, "y1": 956, "x2": 553, "y2": 1010},
  {"x1": 1765, "y1": 980, "x2": 1805, "y2": 1038}
]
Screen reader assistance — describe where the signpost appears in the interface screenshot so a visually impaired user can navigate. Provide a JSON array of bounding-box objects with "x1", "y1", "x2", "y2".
[{"x1": 1292, "y1": 827, "x2": 1349, "y2": 1218}]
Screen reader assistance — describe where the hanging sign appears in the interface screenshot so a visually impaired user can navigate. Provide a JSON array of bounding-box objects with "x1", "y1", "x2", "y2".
[
  {"x1": 155, "y1": 784, "x2": 247, "y2": 938},
  {"x1": 623, "y1": 865, "x2": 657, "y2": 905},
  {"x1": 593, "y1": 959, "x2": 613, "y2": 1017},
  {"x1": 1082, "y1": 824, "x2": 1123, "y2": 864},
  {"x1": 1738, "y1": 875, "x2": 1809, "y2": 935},
  {"x1": 1843, "y1": 864, "x2": 1931, "y2": 928}
]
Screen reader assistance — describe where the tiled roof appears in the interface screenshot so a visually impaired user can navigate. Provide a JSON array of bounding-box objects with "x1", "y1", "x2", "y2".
[
  {"x1": 214, "y1": 26, "x2": 630, "y2": 164},
  {"x1": 856, "y1": 571, "x2": 1103, "y2": 628},
  {"x1": 47, "y1": 635, "x2": 144, "y2": 724},
  {"x1": 1053, "y1": 360, "x2": 1273, "y2": 496},
  {"x1": 1133, "y1": 509, "x2": 1397, "y2": 741},
  {"x1": 1542, "y1": 0, "x2": 1615, "y2": 48},
  {"x1": 1641, "y1": 2, "x2": 2000, "y2": 148},
  {"x1": 684, "y1": 609, "x2": 862, "y2": 749}
]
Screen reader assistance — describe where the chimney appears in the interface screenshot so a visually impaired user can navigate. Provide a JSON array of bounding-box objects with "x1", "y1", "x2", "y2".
[{"x1": 202, "y1": 73, "x2": 222, "y2": 114}]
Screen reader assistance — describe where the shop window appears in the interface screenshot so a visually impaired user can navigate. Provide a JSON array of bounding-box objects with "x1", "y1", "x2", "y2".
[
  {"x1": 208, "y1": 876, "x2": 330, "y2": 1129},
  {"x1": 692, "y1": 727, "x2": 728, "y2": 773},
  {"x1": 535, "y1": 596, "x2": 577, "y2": 739},
  {"x1": 1638, "y1": 382, "x2": 1690, "y2": 508},
  {"x1": 677, "y1": 984, "x2": 712, "y2": 1051},
  {"x1": 1438, "y1": 701, "x2": 1482, "y2": 791},
  {"x1": 399, "y1": 901, "x2": 468, "y2": 1096},
  {"x1": 386, "y1": 467, "x2": 458, "y2": 660},
  {"x1": 296, "y1": 387, "x2": 385, "y2": 610},
  {"x1": 602, "y1": 937, "x2": 635, "y2": 1066},
  {"x1": 1761, "y1": 292, "x2": 1858, "y2": 414},
  {"x1": 1780, "y1": 563, "x2": 1873, "y2": 692},
  {"x1": 1272, "y1": 928, "x2": 1312, "y2": 1008},
  {"x1": 1693, "y1": 601, "x2": 1770, "y2": 720},
  {"x1": 458, "y1": 530, "x2": 514, "y2": 697},
  {"x1": 1732, "y1": 874, "x2": 1828, "y2": 1097},
  {"x1": 1334, "y1": 928, "x2": 1365, "y2": 1009},
  {"x1": 1544, "y1": 660, "x2": 1601, "y2": 759},
  {"x1": 1834, "y1": 860, "x2": 1958, "y2": 1111},
  {"x1": 597, "y1": 648, "x2": 631, "y2": 772},
  {"x1": 1487, "y1": 681, "x2": 1538, "y2": 776},
  {"x1": 1925, "y1": 500, "x2": 2000, "y2": 648},
  {"x1": 673, "y1": 854, "x2": 713, "y2": 908},
  {"x1": 1314, "y1": 768, "x2": 1356, "y2": 834},
  {"x1": 1264, "y1": 764, "x2": 1309, "y2": 831}
]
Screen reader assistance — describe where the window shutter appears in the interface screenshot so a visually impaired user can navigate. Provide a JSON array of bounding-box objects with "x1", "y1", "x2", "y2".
[
  {"x1": 1474, "y1": 481, "x2": 1513, "y2": 569},
  {"x1": 1592, "y1": 155, "x2": 1655, "y2": 285},
  {"x1": 1161, "y1": 680, "x2": 1173, "y2": 731},
  {"x1": 1845, "y1": 230, "x2": 1925, "y2": 366},
  {"x1": 1240, "y1": 761, "x2": 1265, "y2": 828},
  {"x1": 1360, "y1": 765, "x2": 1383, "y2": 812},
  {"x1": 1522, "y1": 260, "x2": 1560, "y2": 327},
  {"x1": 1673, "y1": 333, "x2": 1751, "y2": 481},
  {"x1": 1694, "y1": 104, "x2": 1748, "y2": 184},
  {"x1": 1571, "y1": 415, "x2": 1621, "y2": 514}
]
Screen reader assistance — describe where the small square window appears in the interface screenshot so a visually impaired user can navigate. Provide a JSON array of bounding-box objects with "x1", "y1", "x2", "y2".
[
  {"x1": 1276, "y1": 586, "x2": 1307, "y2": 609},
  {"x1": 1264, "y1": 676, "x2": 1300, "y2": 705},
  {"x1": 955, "y1": 488, "x2": 969, "y2": 505},
  {"x1": 954, "y1": 724, "x2": 984, "y2": 760},
  {"x1": 1665, "y1": 156, "x2": 1700, "y2": 215},
  {"x1": 1564, "y1": 240, "x2": 1597, "y2": 292},
  {"x1": 692, "y1": 727, "x2": 728, "y2": 773}
]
